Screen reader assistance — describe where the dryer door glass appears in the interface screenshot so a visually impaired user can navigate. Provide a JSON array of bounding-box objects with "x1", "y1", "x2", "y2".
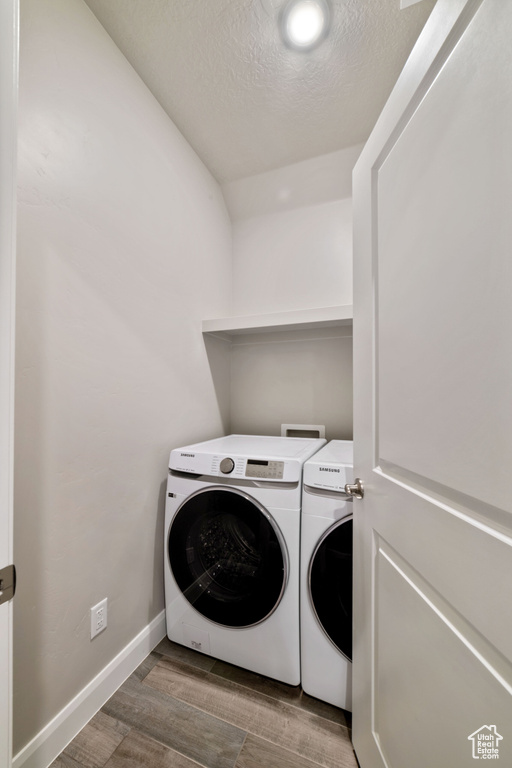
[
  {"x1": 309, "y1": 515, "x2": 352, "y2": 660},
  {"x1": 168, "y1": 487, "x2": 287, "y2": 628}
]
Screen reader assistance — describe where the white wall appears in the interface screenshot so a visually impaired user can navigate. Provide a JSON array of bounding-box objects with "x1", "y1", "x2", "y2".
[
  {"x1": 14, "y1": 0, "x2": 231, "y2": 755},
  {"x1": 230, "y1": 327, "x2": 353, "y2": 439},
  {"x1": 230, "y1": 199, "x2": 353, "y2": 316},
  {"x1": 222, "y1": 145, "x2": 361, "y2": 316},
  {"x1": 221, "y1": 147, "x2": 360, "y2": 439}
]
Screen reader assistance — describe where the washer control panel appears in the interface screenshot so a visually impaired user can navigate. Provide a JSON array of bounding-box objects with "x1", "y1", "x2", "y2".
[
  {"x1": 219, "y1": 457, "x2": 235, "y2": 474},
  {"x1": 245, "y1": 459, "x2": 284, "y2": 480},
  {"x1": 170, "y1": 437, "x2": 328, "y2": 482}
]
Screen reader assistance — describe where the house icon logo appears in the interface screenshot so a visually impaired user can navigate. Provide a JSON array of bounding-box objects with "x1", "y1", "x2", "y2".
[{"x1": 468, "y1": 725, "x2": 503, "y2": 759}]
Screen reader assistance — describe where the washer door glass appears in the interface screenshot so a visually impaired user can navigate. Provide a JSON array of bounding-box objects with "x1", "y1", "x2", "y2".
[
  {"x1": 168, "y1": 487, "x2": 288, "y2": 628},
  {"x1": 309, "y1": 515, "x2": 352, "y2": 660}
]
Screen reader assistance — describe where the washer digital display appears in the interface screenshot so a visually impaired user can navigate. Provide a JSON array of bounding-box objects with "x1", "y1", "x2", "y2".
[{"x1": 245, "y1": 459, "x2": 284, "y2": 479}]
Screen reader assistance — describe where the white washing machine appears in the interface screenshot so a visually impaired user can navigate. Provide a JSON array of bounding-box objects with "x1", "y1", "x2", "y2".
[
  {"x1": 300, "y1": 439, "x2": 354, "y2": 710},
  {"x1": 164, "y1": 434, "x2": 326, "y2": 685}
]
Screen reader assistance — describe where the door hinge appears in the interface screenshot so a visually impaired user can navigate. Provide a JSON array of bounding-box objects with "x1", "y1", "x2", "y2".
[{"x1": 0, "y1": 564, "x2": 16, "y2": 606}]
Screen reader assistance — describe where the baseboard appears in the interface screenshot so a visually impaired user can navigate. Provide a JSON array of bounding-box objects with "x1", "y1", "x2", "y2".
[{"x1": 13, "y1": 610, "x2": 167, "y2": 768}]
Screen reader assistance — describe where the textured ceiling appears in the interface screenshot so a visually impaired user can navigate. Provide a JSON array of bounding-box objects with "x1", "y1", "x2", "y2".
[{"x1": 82, "y1": 0, "x2": 436, "y2": 183}]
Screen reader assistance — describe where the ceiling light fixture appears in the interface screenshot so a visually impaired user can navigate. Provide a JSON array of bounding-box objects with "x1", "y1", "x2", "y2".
[{"x1": 280, "y1": 0, "x2": 331, "y2": 51}]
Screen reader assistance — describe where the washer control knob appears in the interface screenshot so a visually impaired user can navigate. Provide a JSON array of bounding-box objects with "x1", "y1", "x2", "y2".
[{"x1": 219, "y1": 457, "x2": 235, "y2": 474}]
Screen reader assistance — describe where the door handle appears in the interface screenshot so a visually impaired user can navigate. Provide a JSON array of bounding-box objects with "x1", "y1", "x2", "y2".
[{"x1": 344, "y1": 478, "x2": 364, "y2": 499}]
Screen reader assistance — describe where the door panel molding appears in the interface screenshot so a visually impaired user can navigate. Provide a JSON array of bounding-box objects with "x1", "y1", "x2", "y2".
[
  {"x1": 375, "y1": 537, "x2": 512, "y2": 697},
  {"x1": 372, "y1": 537, "x2": 512, "y2": 767},
  {"x1": 376, "y1": 462, "x2": 512, "y2": 541},
  {"x1": 370, "y1": 0, "x2": 486, "y2": 472},
  {"x1": 372, "y1": 0, "x2": 512, "y2": 514},
  {"x1": 372, "y1": 0, "x2": 485, "y2": 176}
]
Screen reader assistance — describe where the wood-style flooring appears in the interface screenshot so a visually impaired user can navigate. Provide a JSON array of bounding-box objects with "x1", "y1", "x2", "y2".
[{"x1": 50, "y1": 638, "x2": 358, "y2": 768}]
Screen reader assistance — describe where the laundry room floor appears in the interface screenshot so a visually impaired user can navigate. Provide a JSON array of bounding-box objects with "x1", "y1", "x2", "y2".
[{"x1": 50, "y1": 637, "x2": 358, "y2": 768}]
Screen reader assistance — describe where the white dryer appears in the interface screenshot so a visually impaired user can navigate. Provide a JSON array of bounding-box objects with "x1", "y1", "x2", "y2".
[
  {"x1": 164, "y1": 434, "x2": 326, "y2": 685},
  {"x1": 300, "y1": 439, "x2": 354, "y2": 710}
]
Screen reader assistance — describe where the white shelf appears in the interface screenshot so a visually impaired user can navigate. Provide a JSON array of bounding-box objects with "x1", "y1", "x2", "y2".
[{"x1": 202, "y1": 305, "x2": 353, "y2": 337}]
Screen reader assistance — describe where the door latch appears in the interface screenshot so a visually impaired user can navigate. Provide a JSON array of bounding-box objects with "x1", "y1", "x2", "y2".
[
  {"x1": 344, "y1": 478, "x2": 364, "y2": 499},
  {"x1": 0, "y1": 564, "x2": 16, "y2": 606}
]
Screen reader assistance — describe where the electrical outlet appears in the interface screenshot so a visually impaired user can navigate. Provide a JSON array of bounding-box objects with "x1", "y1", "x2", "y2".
[{"x1": 90, "y1": 598, "x2": 108, "y2": 639}]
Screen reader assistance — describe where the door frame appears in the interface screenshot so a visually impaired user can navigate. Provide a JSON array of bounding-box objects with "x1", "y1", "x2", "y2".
[{"x1": 0, "y1": 1, "x2": 19, "y2": 766}]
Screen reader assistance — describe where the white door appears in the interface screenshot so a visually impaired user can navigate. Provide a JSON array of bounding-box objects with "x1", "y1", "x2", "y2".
[
  {"x1": 352, "y1": 1, "x2": 512, "y2": 767},
  {"x1": 0, "y1": 2, "x2": 18, "y2": 767}
]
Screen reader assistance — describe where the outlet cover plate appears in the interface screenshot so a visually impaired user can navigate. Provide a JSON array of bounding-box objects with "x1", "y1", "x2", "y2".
[{"x1": 90, "y1": 598, "x2": 108, "y2": 639}]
